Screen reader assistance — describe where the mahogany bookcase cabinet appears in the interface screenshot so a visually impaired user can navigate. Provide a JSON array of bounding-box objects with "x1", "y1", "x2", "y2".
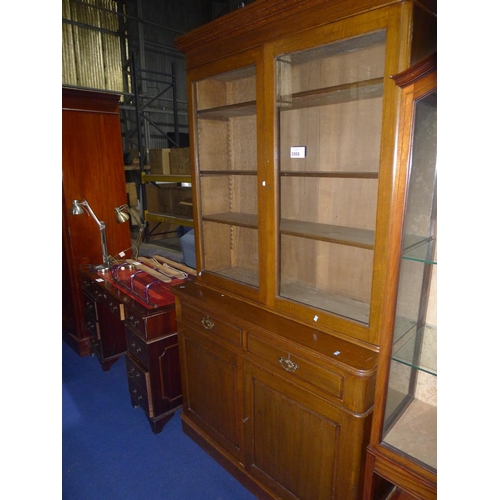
[
  {"x1": 172, "y1": 2, "x2": 437, "y2": 499},
  {"x1": 62, "y1": 88, "x2": 131, "y2": 356}
]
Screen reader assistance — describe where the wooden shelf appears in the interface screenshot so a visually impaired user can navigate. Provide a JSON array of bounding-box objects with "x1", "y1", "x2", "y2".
[
  {"x1": 202, "y1": 214, "x2": 374, "y2": 249},
  {"x1": 203, "y1": 212, "x2": 258, "y2": 229},
  {"x1": 280, "y1": 281, "x2": 370, "y2": 324},
  {"x1": 280, "y1": 219, "x2": 374, "y2": 250},
  {"x1": 281, "y1": 171, "x2": 378, "y2": 179},
  {"x1": 200, "y1": 170, "x2": 257, "y2": 176},
  {"x1": 197, "y1": 100, "x2": 256, "y2": 120},
  {"x1": 278, "y1": 78, "x2": 383, "y2": 110},
  {"x1": 145, "y1": 211, "x2": 194, "y2": 227},
  {"x1": 142, "y1": 172, "x2": 192, "y2": 184}
]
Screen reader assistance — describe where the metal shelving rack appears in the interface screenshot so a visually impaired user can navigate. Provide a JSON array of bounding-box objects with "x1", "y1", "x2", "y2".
[{"x1": 121, "y1": 52, "x2": 193, "y2": 242}]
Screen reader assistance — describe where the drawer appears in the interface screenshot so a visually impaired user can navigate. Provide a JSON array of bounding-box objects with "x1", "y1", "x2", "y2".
[
  {"x1": 82, "y1": 294, "x2": 98, "y2": 320},
  {"x1": 84, "y1": 315, "x2": 99, "y2": 340},
  {"x1": 126, "y1": 327, "x2": 149, "y2": 367},
  {"x1": 129, "y1": 380, "x2": 152, "y2": 418},
  {"x1": 124, "y1": 310, "x2": 146, "y2": 336},
  {"x1": 88, "y1": 335, "x2": 101, "y2": 357},
  {"x1": 125, "y1": 354, "x2": 148, "y2": 395},
  {"x1": 247, "y1": 331, "x2": 344, "y2": 400},
  {"x1": 124, "y1": 307, "x2": 177, "y2": 340},
  {"x1": 82, "y1": 276, "x2": 103, "y2": 302},
  {"x1": 97, "y1": 291, "x2": 125, "y2": 321},
  {"x1": 180, "y1": 302, "x2": 242, "y2": 348}
]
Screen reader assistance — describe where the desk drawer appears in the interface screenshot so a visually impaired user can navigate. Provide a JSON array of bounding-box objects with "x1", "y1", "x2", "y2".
[
  {"x1": 247, "y1": 331, "x2": 344, "y2": 400},
  {"x1": 81, "y1": 275, "x2": 101, "y2": 301},
  {"x1": 126, "y1": 328, "x2": 148, "y2": 368},
  {"x1": 126, "y1": 354, "x2": 148, "y2": 395},
  {"x1": 180, "y1": 302, "x2": 242, "y2": 348},
  {"x1": 129, "y1": 381, "x2": 151, "y2": 417},
  {"x1": 97, "y1": 291, "x2": 124, "y2": 321},
  {"x1": 124, "y1": 307, "x2": 177, "y2": 340},
  {"x1": 84, "y1": 314, "x2": 99, "y2": 340},
  {"x1": 83, "y1": 294, "x2": 98, "y2": 320}
]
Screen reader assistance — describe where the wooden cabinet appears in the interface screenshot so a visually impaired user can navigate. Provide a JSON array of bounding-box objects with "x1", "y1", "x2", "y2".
[
  {"x1": 363, "y1": 55, "x2": 437, "y2": 500},
  {"x1": 173, "y1": 1, "x2": 436, "y2": 499},
  {"x1": 63, "y1": 88, "x2": 131, "y2": 356},
  {"x1": 175, "y1": 281, "x2": 376, "y2": 500}
]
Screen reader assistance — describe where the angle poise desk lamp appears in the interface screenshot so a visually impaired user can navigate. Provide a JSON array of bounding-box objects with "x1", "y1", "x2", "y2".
[
  {"x1": 114, "y1": 204, "x2": 146, "y2": 260},
  {"x1": 70, "y1": 199, "x2": 112, "y2": 271}
]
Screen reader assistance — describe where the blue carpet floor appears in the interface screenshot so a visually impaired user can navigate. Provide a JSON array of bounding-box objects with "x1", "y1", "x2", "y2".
[{"x1": 62, "y1": 340, "x2": 256, "y2": 500}]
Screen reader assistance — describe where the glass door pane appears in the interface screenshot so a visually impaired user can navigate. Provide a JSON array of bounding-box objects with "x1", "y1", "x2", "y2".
[
  {"x1": 277, "y1": 31, "x2": 386, "y2": 324},
  {"x1": 194, "y1": 65, "x2": 259, "y2": 288},
  {"x1": 382, "y1": 90, "x2": 437, "y2": 472}
]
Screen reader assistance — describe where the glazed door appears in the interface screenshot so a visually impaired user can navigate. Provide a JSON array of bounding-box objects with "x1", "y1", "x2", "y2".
[
  {"x1": 190, "y1": 48, "x2": 265, "y2": 302},
  {"x1": 381, "y1": 86, "x2": 437, "y2": 475}
]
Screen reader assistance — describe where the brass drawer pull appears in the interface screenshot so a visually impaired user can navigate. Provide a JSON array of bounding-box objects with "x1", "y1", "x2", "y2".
[
  {"x1": 201, "y1": 317, "x2": 215, "y2": 330},
  {"x1": 279, "y1": 355, "x2": 299, "y2": 373},
  {"x1": 128, "y1": 316, "x2": 140, "y2": 327}
]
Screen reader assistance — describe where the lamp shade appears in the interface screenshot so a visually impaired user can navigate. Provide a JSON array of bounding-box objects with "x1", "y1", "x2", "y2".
[
  {"x1": 70, "y1": 200, "x2": 85, "y2": 215},
  {"x1": 115, "y1": 206, "x2": 130, "y2": 224}
]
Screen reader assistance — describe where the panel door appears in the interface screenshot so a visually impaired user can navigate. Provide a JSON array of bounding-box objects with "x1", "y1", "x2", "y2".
[
  {"x1": 178, "y1": 323, "x2": 244, "y2": 463},
  {"x1": 243, "y1": 361, "x2": 370, "y2": 500}
]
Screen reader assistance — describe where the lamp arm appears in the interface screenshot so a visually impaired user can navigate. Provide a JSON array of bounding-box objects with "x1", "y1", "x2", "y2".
[{"x1": 81, "y1": 200, "x2": 106, "y2": 230}]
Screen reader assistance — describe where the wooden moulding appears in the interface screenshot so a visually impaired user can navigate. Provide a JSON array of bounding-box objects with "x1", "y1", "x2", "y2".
[{"x1": 175, "y1": 0, "x2": 436, "y2": 69}]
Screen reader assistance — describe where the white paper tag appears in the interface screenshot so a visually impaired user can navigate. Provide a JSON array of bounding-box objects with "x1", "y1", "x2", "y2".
[{"x1": 290, "y1": 146, "x2": 306, "y2": 158}]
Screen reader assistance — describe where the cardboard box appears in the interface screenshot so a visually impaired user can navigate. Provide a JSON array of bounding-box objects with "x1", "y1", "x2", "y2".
[
  {"x1": 149, "y1": 148, "x2": 171, "y2": 175},
  {"x1": 128, "y1": 148, "x2": 141, "y2": 166},
  {"x1": 169, "y1": 148, "x2": 191, "y2": 175},
  {"x1": 145, "y1": 184, "x2": 176, "y2": 239},
  {"x1": 158, "y1": 186, "x2": 193, "y2": 218},
  {"x1": 126, "y1": 182, "x2": 138, "y2": 206}
]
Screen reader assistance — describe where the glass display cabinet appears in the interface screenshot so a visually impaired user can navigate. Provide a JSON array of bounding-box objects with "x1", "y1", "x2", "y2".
[
  {"x1": 364, "y1": 53, "x2": 437, "y2": 500},
  {"x1": 174, "y1": 2, "x2": 436, "y2": 499}
]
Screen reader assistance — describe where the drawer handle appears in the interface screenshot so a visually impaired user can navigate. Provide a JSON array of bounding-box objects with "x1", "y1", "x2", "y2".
[
  {"x1": 201, "y1": 317, "x2": 214, "y2": 330},
  {"x1": 130, "y1": 342, "x2": 142, "y2": 354},
  {"x1": 109, "y1": 303, "x2": 117, "y2": 313},
  {"x1": 279, "y1": 356, "x2": 299, "y2": 373},
  {"x1": 129, "y1": 316, "x2": 140, "y2": 327}
]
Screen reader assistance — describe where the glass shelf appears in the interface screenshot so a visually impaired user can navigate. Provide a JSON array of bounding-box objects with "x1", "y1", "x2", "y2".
[
  {"x1": 392, "y1": 323, "x2": 437, "y2": 376},
  {"x1": 402, "y1": 238, "x2": 437, "y2": 264}
]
